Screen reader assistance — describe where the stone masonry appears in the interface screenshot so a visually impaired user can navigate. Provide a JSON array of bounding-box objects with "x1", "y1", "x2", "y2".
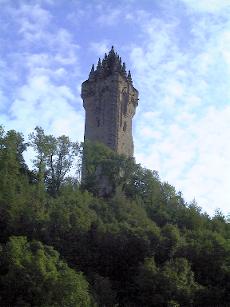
[{"x1": 81, "y1": 46, "x2": 138, "y2": 157}]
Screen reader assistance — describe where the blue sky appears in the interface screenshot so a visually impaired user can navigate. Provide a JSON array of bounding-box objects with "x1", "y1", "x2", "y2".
[{"x1": 1, "y1": 0, "x2": 230, "y2": 216}]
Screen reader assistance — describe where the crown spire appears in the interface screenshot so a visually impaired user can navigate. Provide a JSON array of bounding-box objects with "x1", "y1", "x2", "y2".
[{"x1": 87, "y1": 46, "x2": 134, "y2": 81}]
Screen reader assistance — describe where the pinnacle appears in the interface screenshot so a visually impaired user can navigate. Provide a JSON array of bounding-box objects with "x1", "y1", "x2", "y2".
[
  {"x1": 89, "y1": 64, "x2": 95, "y2": 79},
  {"x1": 97, "y1": 58, "x2": 101, "y2": 69},
  {"x1": 127, "y1": 70, "x2": 132, "y2": 83}
]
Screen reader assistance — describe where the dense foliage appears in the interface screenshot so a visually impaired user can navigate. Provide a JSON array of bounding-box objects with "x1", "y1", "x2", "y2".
[{"x1": 0, "y1": 126, "x2": 230, "y2": 306}]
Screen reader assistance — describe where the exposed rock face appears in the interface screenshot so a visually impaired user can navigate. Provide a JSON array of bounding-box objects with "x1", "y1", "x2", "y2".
[{"x1": 81, "y1": 46, "x2": 138, "y2": 157}]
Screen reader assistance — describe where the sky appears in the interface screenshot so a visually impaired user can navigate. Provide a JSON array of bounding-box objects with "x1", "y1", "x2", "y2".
[{"x1": 0, "y1": 0, "x2": 230, "y2": 216}]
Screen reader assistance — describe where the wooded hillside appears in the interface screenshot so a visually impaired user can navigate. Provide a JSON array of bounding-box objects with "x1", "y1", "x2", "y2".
[{"x1": 0, "y1": 126, "x2": 229, "y2": 306}]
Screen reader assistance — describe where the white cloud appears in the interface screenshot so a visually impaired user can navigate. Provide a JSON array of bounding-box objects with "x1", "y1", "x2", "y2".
[
  {"x1": 89, "y1": 40, "x2": 110, "y2": 57},
  {"x1": 0, "y1": 89, "x2": 8, "y2": 111},
  {"x1": 136, "y1": 105, "x2": 230, "y2": 215},
  {"x1": 15, "y1": 3, "x2": 52, "y2": 40},
  {"x1": 2, "y1": 73, "x2": 84, "y2": 140},
  {"x1": 181, "y1": 0, "x2": 230, "y2": 13},
  {"x1": 131, "y1": 5, "x2": 230, "y2": 215},
  {"x1": 7, "y1": 3, "x2": 80, "y2": 68},
  {"x1": 96, "y1": 8, "x2": 122, "y2": 26},
  {"x1": 0, "y1": 2, "x2": 84, "y2": 143}
]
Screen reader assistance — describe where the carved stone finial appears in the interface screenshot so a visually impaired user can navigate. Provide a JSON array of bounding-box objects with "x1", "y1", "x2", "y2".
[
  {"x1": 127, "y1": 70, "x2": 132, "y2": 83},
  {"x1": 89, "y1": 64, "x2": 95, "y2": 79},
  {"x1": 122, "y1": 62, "x2": 127, "y2": 76},
  {"x1": 109, "y1": 46, "x2": 115, "y2": 57},
  {"x1": 97, "y1": 58, "x2": 102, "y2": 70}
]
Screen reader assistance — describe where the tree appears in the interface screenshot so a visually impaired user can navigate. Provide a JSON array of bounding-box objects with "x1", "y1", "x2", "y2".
[
  {"x1": 82, "y1": 140, "x2": 133, "y2": 196},
  {"x1": 29, "y1": 127, "x2": 79, "y2": 197},
  {"x1": 0, "y1": 128, "x2": 28, "y2": 202},
  {"x1": 136, "y1": 257, "x2": 201, "y2": 306},
  {"x1": 156, "y1": 224, "x2": 182, "y2": 263},
  {"x1": 159, "y1": 258, "x2": 201, "y2": 305},
  {"x1": 0, "y1": 236, "x2": 92, "y2": 306},
  {"x1": 0, "y1": 128, "x2": 29, "y2": 242}
]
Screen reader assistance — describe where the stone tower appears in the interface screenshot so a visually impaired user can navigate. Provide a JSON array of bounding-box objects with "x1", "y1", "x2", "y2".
[{"x1": 81, "y1": 46, "x2": 138, "y2": 157}]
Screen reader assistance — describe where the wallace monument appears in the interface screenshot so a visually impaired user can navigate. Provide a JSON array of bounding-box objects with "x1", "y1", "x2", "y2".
[{"x1": 81, "y1": 46, "x2": 139, "y2": 157}]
